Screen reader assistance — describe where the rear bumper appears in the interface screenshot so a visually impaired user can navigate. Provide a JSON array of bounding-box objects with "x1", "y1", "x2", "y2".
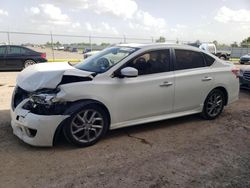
[
  {"x1": 10, "y1": 99, "x2": 69, "y2": 147},
  {"x1": 37, "y1": 58, "x2": 47, "y2": 63}
]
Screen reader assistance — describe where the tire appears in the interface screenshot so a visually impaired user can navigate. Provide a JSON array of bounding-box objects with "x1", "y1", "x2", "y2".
[
  {"x1": 201, "y1": 89, "x2": 225, "y2": 120},
  {"x1": 240, "y1": 62, "x2": 244, "y2": 65},
  {"x1": 24, "y1": 59, "x2": 36, "y2": 68},
  {"x1": 63, "y1": 103, "x2": 109, "y2": 147}
]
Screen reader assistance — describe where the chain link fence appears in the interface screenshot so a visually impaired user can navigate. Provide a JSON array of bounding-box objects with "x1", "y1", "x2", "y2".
[
  {"x1": 217, "y1": 46, "x2": 250, "y2": 58},
  {"x1": 1, "y1": 31, "x2": 249, "y2": 61},
  {"x1": 0, "y1": 31, "x2": 161, "y2": 61}
]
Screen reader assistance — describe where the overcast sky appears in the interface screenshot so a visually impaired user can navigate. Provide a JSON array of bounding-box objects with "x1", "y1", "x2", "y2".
[{"x1": 0, "y1": 0, "x2": 249, "y2": 44}]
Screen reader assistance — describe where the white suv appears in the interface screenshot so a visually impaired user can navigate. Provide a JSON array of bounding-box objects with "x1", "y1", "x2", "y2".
[{"x1": 11, "y1": 43, "x2": 239, "y2": 147}]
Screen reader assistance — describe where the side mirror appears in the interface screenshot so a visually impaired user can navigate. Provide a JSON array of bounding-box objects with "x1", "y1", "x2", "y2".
[{"x1": 120, "y1": 67, "x2": 138, "y2": 78}]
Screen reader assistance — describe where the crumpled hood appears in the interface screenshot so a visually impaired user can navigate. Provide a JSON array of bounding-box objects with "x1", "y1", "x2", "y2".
[{"x1": 17, "y1": 62, "x2": 93, "y2": 92}]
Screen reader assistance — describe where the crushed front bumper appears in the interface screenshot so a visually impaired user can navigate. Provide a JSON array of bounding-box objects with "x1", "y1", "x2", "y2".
[{"x1": 10, "y1": 99, "x2": 69, "y2": 147}]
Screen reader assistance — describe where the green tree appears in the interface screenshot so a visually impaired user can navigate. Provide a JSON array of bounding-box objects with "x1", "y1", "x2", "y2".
[
  {"x1": 55, "y1": 41, "x2": 61, "y2": 46},
  {"x1": 213, "y1": 40, "x2": 218, "y2": 47},
  {"x1": 100, "y1": 42, "x2": 110, "y2": 46},
  {"x1": 156, "y1": 36, "x2": 166, "y2": 43},
  {"x1": 231, "y1": 42, "x2": 238, "y2": 47},
  {"x1": 241, "y1": 37, "x2": 250, "y2": 47}
]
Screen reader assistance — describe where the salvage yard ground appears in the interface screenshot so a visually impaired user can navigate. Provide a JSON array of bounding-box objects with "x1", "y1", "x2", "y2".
[{"x1": 0, "y1": 69, "x2": 250, "y2": 187}]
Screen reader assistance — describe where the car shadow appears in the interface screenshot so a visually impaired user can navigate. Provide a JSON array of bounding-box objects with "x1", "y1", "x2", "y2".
[
  {"x1": 0, "y1": 107, "x2": 204, "y2": 151},
  {"x1": 104, "y1": 114, "x2": 202, "y2": 141}
]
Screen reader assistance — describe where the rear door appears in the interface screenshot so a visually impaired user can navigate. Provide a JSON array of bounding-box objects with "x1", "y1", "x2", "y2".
[
  {"x1": 173, "y1": 49, "x2": 214, "y2": 112},
  {"x1": 5, "y1": 46, "x2": 24, "y2": 69},
  {"x1": 0, "y1": 46, "x2": 6, "y2": 69}
]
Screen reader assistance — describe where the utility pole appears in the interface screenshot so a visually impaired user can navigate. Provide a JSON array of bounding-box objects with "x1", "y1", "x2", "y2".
[
  {"x1": 50, "y1": 31, "x2": 55, "y2": 61},
  {"x1": 89, "y1": 35, "x2": 92, "y2": 51},
  {"x1": 7, "y1": 32, "x2": 10, "y2": 45}
]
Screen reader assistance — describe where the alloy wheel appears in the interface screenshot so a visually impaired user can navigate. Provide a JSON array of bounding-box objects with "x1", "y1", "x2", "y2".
[
  {"x1": 70, "y1": 109, "x2": 104, "y2": 143},
  {"x1": 206, "y1": 93, "x2": 223, "y2": 117},
  {"x1": 24, "y1": 60, "x2": 35, "y2": 68}
]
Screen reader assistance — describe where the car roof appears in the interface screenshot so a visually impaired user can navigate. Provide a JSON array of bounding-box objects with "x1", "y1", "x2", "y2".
[
  {"x1": 117, "y1": 43, "x2": 201, "y2": 51},
  {"x1": 0, "y1": 45, "x2": 27, "y2": 48}
]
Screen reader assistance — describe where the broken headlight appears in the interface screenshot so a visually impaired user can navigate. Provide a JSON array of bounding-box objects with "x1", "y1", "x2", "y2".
[{"x1": 29, "y1": 88, "x2": 60, "y2": 106}]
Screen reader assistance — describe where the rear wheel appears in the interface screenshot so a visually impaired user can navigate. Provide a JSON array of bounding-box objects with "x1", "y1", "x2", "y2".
[
  {"x1": 24, "y1": 60, "x2": 36, "y2": 68},
  {"x1": 201, "y1": 89, "x2": 225, "y2": 120},
  {"x1": 63, "y1": 104, "x2": 109, "y2": 147},
  {"x1": 219, "y1": 56, "x2": 226, "y2": 60}
]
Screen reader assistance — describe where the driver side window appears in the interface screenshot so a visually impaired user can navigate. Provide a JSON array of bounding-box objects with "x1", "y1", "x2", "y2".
[{"x1": 127, "y1": 49, "x2": 170, "y2": 76}]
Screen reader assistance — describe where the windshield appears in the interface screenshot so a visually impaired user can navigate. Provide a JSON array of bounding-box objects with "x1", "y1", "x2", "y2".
[{"x1": 75, "y1": 47, "x2": 138, "y2": 73}]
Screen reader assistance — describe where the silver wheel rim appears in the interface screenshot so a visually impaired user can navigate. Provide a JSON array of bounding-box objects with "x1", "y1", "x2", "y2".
[
  {"x1": 70, "y1": 109, "x2": 104, "y2": 143},
  {"x1": 24, "y1": 60, "x2": 35, "y2": 67},
  {"x1": 206, "y1": 93, "x2": 223, "y2": 117}
]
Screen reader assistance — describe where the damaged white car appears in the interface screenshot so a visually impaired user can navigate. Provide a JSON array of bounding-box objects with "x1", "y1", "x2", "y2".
[{"x1": 11, "y1": 44, "x2": 239, "y2": 147}]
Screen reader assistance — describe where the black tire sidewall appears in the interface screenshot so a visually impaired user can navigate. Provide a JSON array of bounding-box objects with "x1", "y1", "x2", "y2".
[
  {"x1": 202, "y1": 89, "x2": 225, "y2": 120},
  {"x1": 63, "y1": 104, "x2": 109, "y2": 147}
]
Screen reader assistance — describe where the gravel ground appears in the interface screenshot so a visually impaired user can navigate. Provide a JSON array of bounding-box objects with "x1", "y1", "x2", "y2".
[
  {"x1": 0, "y1": 71, "x2": 250, "y2": 188},
  {"x1": 30, "y1": 47, "x2": 84, "y2": 60}
]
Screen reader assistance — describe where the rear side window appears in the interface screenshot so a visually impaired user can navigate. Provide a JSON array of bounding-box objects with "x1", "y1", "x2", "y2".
[
  {"x1": 0, "y1": 46, "x2": 6, "y2": 55},
  {"x1": 203, "y1": 53, "x2": 215, "y2": 66},
  {"x1": 20, "y1": 47, "x2": 33, "y2": 54},
  {"x1": 7, "y1": 47, "x2": 21, "y2": 54},
  {"x1": 174, "y1": 49, "x2": 205, "y2": 70}
]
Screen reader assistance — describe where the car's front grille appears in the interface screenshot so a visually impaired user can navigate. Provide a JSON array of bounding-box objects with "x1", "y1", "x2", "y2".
[{"x1": 243, "y1": 71, "x2": 250, "y2": 81}]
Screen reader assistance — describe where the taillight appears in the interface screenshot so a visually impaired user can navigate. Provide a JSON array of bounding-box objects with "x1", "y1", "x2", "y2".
[
  {"x1": 231, "y1": 67, "x2": 240, "y2": 78},
  {"x1": 41, "y1": 53, "x2": 46, "y2": 59}
]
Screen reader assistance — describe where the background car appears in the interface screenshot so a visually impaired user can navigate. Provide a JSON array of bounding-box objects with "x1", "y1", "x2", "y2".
[
  {"x1": 0, "y1": 45, "x2": 47, "y2": 70},
  {"x1": 240, "y1": 53, "x2": 250, "y2": 64},
  {"x1": 83, "y1": 50, "x2": 100, "y2": 59},
  {"x1": 82, "y1": 48, "x2": 91, "y2": 54},
  {"x1": 239, "y1": 66, "x2": 250, "y2": 89},
  {"x1": 189, "y1": 42, "x2": 231, "y2": 60},
  {"x1": 69, "y1": 47, "x2": 78, "y2": 52}
]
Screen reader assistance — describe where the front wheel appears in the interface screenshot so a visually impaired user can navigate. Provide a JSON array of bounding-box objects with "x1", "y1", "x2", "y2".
[
  {"x1": 201, "y1": 89, "x2": 225, "y2": 120},
  {"x1": 63, "y1": 104, "x2": 109, "y2": 147}
]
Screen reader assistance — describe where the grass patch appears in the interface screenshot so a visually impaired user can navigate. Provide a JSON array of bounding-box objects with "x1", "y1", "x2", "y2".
[{"x1": 230, "y1": 58, "x2": 240, "y2": 62}]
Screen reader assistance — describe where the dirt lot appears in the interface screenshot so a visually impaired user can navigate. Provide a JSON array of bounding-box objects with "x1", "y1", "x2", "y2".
[
  {"x1": 0, "y1": 71, "x2": 250, "y2": 188},
  {"x1": 30, "y1": 47, "x2": 84, "y2": 60}
]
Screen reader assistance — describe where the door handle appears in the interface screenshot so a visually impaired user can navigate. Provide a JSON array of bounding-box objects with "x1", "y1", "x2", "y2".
[
  {"x1": 202, "y1": 77, "x2": 213, "y2": 81},
  {"x1": 159, "y1": 81, "x2": 173, "y2": 87}
]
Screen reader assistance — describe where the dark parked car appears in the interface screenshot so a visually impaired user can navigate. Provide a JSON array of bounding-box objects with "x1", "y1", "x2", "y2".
[
  {"x1": 239, "y1": 66, "x2": 250, "y2": 89},
  {"x1": 240, "y1": 54, "x2": 250, "y2": 64},
  {"x1": 70, "y1": 47, "x2": 78, "y2": 52},
  {"x1": 0, "y1": 45, "x2": 47, "y2": 70}
]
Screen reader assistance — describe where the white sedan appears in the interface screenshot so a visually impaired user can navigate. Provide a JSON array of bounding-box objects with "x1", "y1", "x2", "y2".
[{"x1": 11, "y1": 43, "x2": 239, "y2": 147}]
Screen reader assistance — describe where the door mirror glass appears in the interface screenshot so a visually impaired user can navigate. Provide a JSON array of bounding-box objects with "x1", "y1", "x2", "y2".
[{"x1": 120, "y1": 67, "x2": 138, "y2": 78}]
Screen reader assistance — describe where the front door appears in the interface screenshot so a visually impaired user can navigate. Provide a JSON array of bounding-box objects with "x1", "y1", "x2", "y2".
[
  {"x1": 111, "y1": 49, "x2": 175, "y2": 125},
  {"x1": 0, "y1": 46, "x2": 6, "y2": 70}
]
